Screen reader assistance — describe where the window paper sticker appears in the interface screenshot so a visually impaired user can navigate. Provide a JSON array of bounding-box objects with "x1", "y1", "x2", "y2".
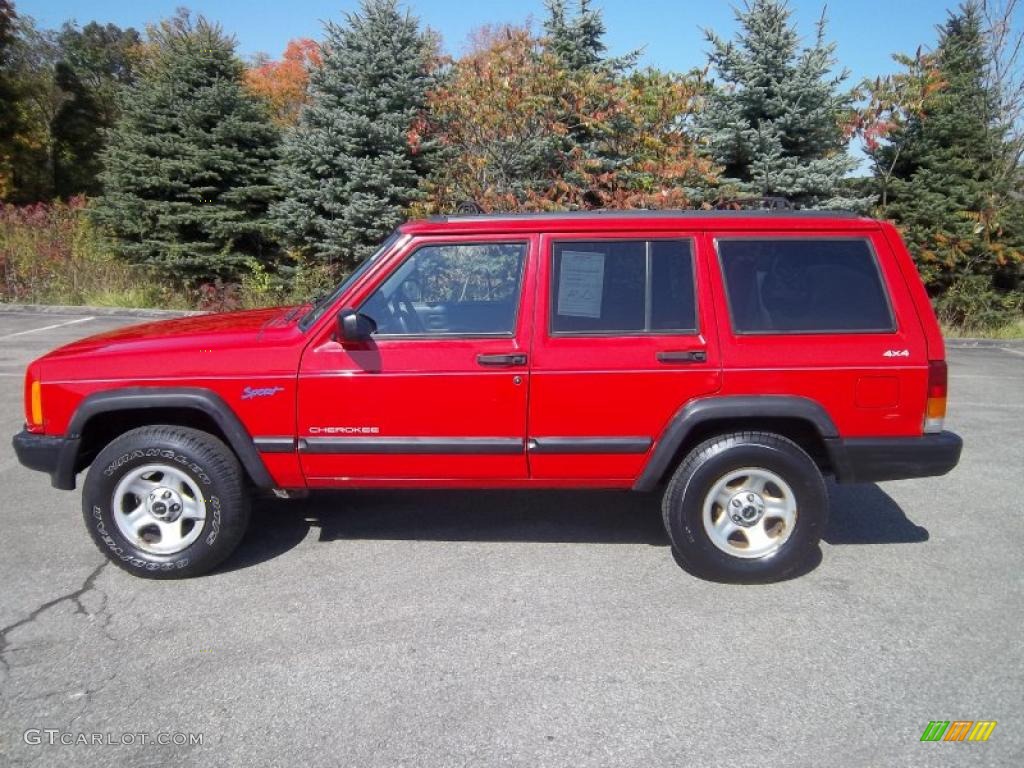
[{"x1": 557, "y1": 251, "x2": 605, "y2": 318}]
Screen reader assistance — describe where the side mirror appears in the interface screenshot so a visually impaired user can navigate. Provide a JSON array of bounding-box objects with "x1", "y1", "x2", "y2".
[{"x1": 337, "y1": 309, "x2": 377, "y2": 343}]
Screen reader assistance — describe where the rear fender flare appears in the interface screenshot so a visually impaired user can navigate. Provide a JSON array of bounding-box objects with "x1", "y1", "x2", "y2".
[{"x1": 633, "y1": 395, "x2": 839, "y2": 491}]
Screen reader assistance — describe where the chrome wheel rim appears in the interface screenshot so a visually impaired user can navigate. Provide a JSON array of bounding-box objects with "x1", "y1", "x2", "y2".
[
  {"x1": 702, "y1": 467, "x2": 798, "y2": 559},
  {"x1": 112, "y1": 463, "x2": 206, "y2": 555}
]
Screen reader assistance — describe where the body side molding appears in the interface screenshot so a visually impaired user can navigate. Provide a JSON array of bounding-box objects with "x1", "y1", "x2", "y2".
[
  {"x1": 632, "y1": 395, "x2": 839, "y2": 492},
  {"x1": 254, "y1": 437, "x2": 297, "y2": 453},
  {"x1": 299, "y1": 437, "x2": 524, "y2": 455},
  {"x1": 528, "y1": 437, "x2": 652, "y2": 454},
  {"x1": 66, "y1": 387, "x2": 277, "y2": 489}
]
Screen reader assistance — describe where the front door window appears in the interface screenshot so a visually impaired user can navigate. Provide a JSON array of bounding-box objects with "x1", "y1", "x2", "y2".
[{"x1": 361, "y1": 242, "x2": 527, "y2": 336}]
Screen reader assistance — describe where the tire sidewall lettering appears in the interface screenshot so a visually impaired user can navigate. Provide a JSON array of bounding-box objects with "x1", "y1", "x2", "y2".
[{"x1": 104, "y1": 449, "x2": 211, "y2": 486}]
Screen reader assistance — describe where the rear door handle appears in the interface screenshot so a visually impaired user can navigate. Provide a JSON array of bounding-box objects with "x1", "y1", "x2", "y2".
[
  {"x1": 657, "y1": 350, "x2": 707, "y2": 364},
  {"x1": 477, "y1": 353, "x2": 527, "y2": 367}
]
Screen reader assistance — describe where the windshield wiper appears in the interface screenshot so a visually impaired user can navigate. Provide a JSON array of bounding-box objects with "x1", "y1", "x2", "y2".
[{"x1": 283, "y1": 297, "x2": 320, "y2": 322}]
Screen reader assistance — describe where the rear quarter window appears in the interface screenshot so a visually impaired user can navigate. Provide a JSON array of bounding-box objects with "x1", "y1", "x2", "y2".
[{"x1": 716, "y1": 238, "x2": 895, "y2": 334}]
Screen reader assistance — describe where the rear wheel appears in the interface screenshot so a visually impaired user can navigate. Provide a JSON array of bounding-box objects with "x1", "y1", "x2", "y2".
[
  {"x1": 663, "y1": 431, "x2": 827, "y2": 582},
  {"x1": 82, "y1": 426, "x2": 250, "y2": 578}
]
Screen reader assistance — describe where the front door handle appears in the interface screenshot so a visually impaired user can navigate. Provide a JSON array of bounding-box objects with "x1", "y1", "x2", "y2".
[
  {"x1": 657, "y1": 350, "x2": 707, "y2": 364},
  {"x1": 477, "y1": 353, "x2": 527, "y2": 367}
]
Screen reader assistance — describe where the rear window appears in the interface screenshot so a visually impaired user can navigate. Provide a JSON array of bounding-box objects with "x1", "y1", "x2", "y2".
[
  {"x1": 550, "y1": 239, "x2": 696, "y2": 334},
  {"x1": 717, "y1": 238, "x2": 894, "y2": 334}
]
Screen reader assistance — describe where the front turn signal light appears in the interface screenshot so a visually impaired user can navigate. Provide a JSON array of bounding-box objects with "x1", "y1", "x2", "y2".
[
  {"x1": 924, "y1": 360, "x2": 947, "y2": 433},
  {"x1": 30, "y1": 379, "x2": 43, "y2": 428}
]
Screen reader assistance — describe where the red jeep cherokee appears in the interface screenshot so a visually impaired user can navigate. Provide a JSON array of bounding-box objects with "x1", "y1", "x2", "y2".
[{"x1": 12, "y1": 211, "x2": 962, "y2": 581}]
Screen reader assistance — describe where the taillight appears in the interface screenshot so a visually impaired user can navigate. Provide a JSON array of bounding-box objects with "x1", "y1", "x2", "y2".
[
  {"x1": 925, "y1": 360, "x2": 947, "y2": 433},
  {"x1": 25, "y1": 367, "x2": 43, "y2": 432}
]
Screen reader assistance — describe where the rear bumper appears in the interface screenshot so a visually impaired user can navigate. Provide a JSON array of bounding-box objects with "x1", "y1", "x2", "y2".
[
  {"x1": 828, "y1": 430, "x2": 963, "y2": 484},
  {"x1": 11, "y1": 429, "x2": 80, "y2": 490}
]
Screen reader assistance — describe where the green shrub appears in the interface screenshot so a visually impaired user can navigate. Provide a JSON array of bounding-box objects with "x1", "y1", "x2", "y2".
[
  {"x1": 0, "y1": 198, "x2": 339, "y2": 312},
  {"x1": 933, "y1": 274, "x2": 1024, "y2": 331},
  {"x1": 0, "y1": 196, "x2": 182, "y2": 307}
]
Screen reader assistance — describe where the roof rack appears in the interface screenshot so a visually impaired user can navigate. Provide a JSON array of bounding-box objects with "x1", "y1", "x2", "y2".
[
  {"x1": 426, "y1": 208, "x2": 861, "y2": 223},
  {"x1": 713, "y1": 196, "x2": 795, "y2": 211}
]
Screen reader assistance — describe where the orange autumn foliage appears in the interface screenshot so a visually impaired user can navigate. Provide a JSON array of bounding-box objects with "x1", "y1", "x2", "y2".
[
  {"x1": 245, "y1": 38, "x2": 322, "y2": 126},
  {"x1": 418, "y1": 27, "x2": 719, "y2": 214}
]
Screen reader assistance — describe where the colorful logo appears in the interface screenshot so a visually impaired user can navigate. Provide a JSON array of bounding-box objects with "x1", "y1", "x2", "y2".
[{"x1": 920, "y1": 721, "x2": 997, "y2": 742}]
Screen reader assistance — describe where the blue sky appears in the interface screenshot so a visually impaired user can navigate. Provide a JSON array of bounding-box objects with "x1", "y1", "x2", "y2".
[{"x1": 25, "y1": 0, "x2": 965, "y2": 83}]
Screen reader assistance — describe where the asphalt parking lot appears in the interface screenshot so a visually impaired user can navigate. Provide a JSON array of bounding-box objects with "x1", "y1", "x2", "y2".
[{"x1": 0, "y1": 307, "x2": 1021, "y2": 767}]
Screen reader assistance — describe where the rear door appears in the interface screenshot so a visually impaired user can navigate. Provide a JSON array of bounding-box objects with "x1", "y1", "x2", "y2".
[
  {"x1": 527, "y1": 231, "x2": 722, "y2": 482},
  {"x1": 297, "y1": 234, "x2": 537, "y2": 485}
]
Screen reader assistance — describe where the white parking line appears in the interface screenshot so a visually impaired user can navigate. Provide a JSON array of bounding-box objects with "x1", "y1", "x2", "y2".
[
  {"x1": 951, "y1": 401, "x2": 1024, "y2": 410},
  {"x1": 0, "y1": 316, "x2": 94, "y2": 340},
  {"x1": 950, "y1": 374, "x2": 1022, "y2": 380}
]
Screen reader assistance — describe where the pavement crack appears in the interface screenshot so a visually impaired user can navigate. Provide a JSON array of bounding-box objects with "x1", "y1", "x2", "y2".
[{"x1": 0, "y1": 560, "x2": 111, "y2": 679}]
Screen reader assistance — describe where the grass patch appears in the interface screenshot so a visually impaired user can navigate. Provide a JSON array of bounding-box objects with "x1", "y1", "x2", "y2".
[{"x1": 943, "y1": 317, "x2": 1024, "y2": 340}]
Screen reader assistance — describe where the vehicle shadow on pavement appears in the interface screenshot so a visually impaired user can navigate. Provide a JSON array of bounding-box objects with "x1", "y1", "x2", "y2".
[
  {"x1": 304, "y1": 490, "x2": 670, "y2": 545},
  {"x1": 822, "y1": 481, "x2": 929, "y2": 545},
  {"x1": 219, "y1": 482, "x2": 928, "y2": 573}
]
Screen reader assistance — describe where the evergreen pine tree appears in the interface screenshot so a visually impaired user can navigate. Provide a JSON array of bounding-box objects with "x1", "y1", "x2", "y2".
[
  {"x1": 271, "y1": 0, "x2": 434, "y2": 270},
  {"x1": 698, "y1": 0, "x2": 859, "y2": 208},
  {"x1": 543, "y1": 0, "x2": 607, "y2": 72},
  {"x1": 877, "y1": 2, "x2": 1021, "y2": 317},
  {"x1": 91, "y1": 15, "x2": 280, "y2": 280},
  {"x1": 541, "y1": 0, "x2": 643, "y2": 208}
]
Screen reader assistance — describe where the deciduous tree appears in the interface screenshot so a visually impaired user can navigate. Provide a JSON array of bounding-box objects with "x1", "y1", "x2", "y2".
[
  {"x1": 0, "y1": 0, "x2": 20, "y2": 198},
  {"x1": 420, "y1": 27, "x2": 717, "y2": 213},
  {"x1": 3, "y1": 13, "x2": 60, "y2": 202},
  {"x1": 245, "y1": 38, "x2": 320, "y2": 126},
  {"x1": 51, "y1": 21, "x2": 141, "y2": 197}
]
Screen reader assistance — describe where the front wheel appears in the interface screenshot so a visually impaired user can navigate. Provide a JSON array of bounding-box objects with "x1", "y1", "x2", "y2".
[
  {"x1": 662, "y1": 431, "x2": 827, "y2": 582},
  {"x1": 82, "y1": 426, "x2": 251, "y2": 579}
]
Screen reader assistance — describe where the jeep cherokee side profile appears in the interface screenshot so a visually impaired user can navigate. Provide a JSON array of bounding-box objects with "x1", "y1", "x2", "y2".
[{"x1": 12, "y1": 211, "x2": 963, "y2": 581}]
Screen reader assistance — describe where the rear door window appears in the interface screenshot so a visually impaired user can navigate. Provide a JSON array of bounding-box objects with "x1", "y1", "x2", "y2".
[
  {"x1": 716, "y1": 238, "x2": 894, "y2": 334},
  {"x1": 550, "y1": 239, "x2": 696, "y2": 334}
]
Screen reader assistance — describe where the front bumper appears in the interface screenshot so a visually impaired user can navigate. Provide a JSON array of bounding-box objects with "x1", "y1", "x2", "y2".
[
  {"x1": 828, "y1": 430, "x2": 963, "y2": 484},
  {"x1": 12, "y1": 429, "x2": 80, "y2": 490}
]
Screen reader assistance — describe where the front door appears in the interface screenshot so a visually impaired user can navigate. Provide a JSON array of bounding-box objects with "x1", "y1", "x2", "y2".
[
  {"x1": 527, "y1": 232, "x2": 722, "y2": 483},
  {"x1": 297, "y1": 235, "x2": 536, "y2": 486}
]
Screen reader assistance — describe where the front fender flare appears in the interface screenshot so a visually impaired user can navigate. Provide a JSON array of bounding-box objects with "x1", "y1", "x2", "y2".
[{"x1": 63, "y1": 387, "x2": 275, "y2": 490}]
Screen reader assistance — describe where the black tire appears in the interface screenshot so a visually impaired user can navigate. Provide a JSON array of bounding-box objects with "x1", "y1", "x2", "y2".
[
  {"x1": 662, "y1": 431, "x2": 827, "y2": 583},
  {"x1": 82, "y1": 426, "x2": 251, "y2": 579}
]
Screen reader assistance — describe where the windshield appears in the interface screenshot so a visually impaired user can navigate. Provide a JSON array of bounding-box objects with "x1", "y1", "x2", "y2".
[{"x1": 298, "y1": 231, "x2": 403, "y2": 330}]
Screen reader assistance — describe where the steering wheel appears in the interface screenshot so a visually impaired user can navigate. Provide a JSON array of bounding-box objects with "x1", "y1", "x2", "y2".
[
  {"x1": 397, "y1": 294, "x2": 424, "y2": 332},
  {"x1": 385, "y1": 285, "x2": 423, "y2": 333}
]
